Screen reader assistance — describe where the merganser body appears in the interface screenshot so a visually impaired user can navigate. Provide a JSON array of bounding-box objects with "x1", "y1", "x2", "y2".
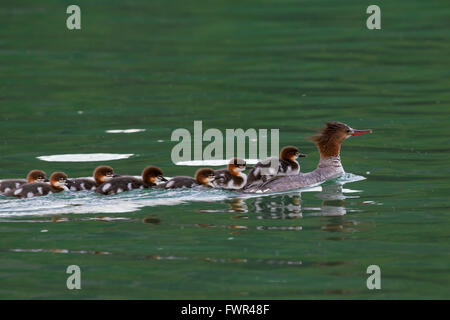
[
  {"x1": 0, "y1": 170, "x2": 47, "y2": 194},
  {"x1": 245, "y1": 146, "x2": 306, "y2": 188},
  {"x1": 66, "y1": 165, "x2": 117, "y2": 191},
  {"x1": 213, "y1": 158, "x2": 247, "y2": 190},
  {"x1": 244, "y1": 122, "x2": 372, "y2": 193},
  {"x1": 3, "y1": 172, "x2": 68, "y2": 199},
  {"x1": 158, "y1": 168, "x2": 215, "y2": 189},
  {"x1": 96, "y1": 166, "x2": 166, "y2": 195}
]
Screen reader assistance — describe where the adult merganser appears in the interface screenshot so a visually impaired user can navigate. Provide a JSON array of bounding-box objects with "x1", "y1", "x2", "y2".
[
  {"x1": 213, "y1": 158, "x2": 248, "y2": 190},
  {"x1": 66, "y1": 165, "x2": 118, "y2": 191},
  {"x1": 0, "y1": 170, "x2": 47, "y2": 194},
  {"x1": 158, "y1": 168, "x2": 215, "y2": 189},
  {"x1": 244, "y1": 122, "x2": 372, "y2": 193},
  {"x1": 96, "y1": 166, "x2": 166, "y2": 195},
  {"x1": 3, "y1": 172, "x2": 68, "y2": 198},
  {"x1": 245, "y1": 146, "x2": 306, "y2": 188}
]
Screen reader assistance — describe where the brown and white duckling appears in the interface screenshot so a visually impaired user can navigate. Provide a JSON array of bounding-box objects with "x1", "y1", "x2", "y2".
[
  {"x1": 213, "y1": 158, "x2": 247, "y2": 190},
  {"x1": 0, "y1": 170, "x2": 47, "y2": 194},
  {"x1": 66, "y1": 165, "x2": 118, "y2": 191},
  {"x1": 96, "y1": 166, "x2": 166, "y2": 195},
  {"x1": 245, "y1": 146, "x2": 306, "y2": 187},
  {"x1": 158, "y1": 168, "x2": 215, "y2": 189},
  {"x1": 3, "y1": 172, "x2": 68, "y2": 199}
]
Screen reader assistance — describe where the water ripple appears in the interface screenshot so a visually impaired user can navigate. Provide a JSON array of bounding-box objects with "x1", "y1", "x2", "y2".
[{"x1": 0, "y1": 172, "x2": 366, "y2": 217}]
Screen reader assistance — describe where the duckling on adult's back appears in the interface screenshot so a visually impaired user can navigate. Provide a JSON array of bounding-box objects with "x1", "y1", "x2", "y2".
[
  {"x1": 213, "y1": 158, "x2": 247, "y2": 190},
  {"x1": 245, "y1": 146, "x2": 306, "y2": 188}
]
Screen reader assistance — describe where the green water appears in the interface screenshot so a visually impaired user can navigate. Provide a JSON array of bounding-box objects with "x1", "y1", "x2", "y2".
[{"x1": 0, "y1": 0, "x2": 449, "y2": 299}]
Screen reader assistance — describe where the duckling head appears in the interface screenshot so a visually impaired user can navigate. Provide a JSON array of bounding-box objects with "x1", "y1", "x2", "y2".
[
  {"x1": 27, "y1": 170, "x2": 47, "y2": 183},
  {"x1": 50, "y1": 172, "x2": 68, "y2": 190},
  {"x1": 195, "y1": 168, "x2": 216, "y2": 186},
  {"x1": 93, "y1": 165, "x2": 115, "y2": 184},
  {"x1": 227, "y1": 158, "x2": 247, "y2": 175},
  {"x1": 280, "y1": 146, "x2": 306, "y2": 162},
  {"x1": 142, "y1": 166, "x2": 167, "y2": 185}
]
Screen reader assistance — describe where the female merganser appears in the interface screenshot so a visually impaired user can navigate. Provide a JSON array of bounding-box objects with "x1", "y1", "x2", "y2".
[
  {"x1": 213, "y1": 158, "x2": 248, "y2": 190},
  {"x1": 3, "y1": 172, "x2": 68, "y2": 198},
  {"x1": 96, "y1": 166, "x2": 166, "y2": 195},
  {"x1": 245, "y1": 146, "x2": 306, "y2": 188},
  {"x1": 244, "y1": 122, "x2": 372, "y2": 193},
  {"x1": 0, "y1": 170, "x2": 47, "y2": 194},
  {"x1": 66, "y1": 165, "x2": 117, "y2": 191},
  {"x1": 158, "y1": 168, "x2": 215, "y2": 189}
]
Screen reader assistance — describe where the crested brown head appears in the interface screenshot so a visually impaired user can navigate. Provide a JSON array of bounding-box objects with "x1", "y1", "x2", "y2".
[
  {"x1": 309, "y1": 122, "x2": 372, "y2": 158},
  {"x1": 195, "y1": 168, "x2": 216, "y2": 185},
  {"x1": 27, "y1": 170, "x2": 47, "y2": 183},
  {"x1": 93, "y1": 165, "x2": 114, "y2": 184},
  {"x1": 280, "y1": 146, "x2": 305, "y2": 162},
  {"x1": 50, "y1": 172, "x2": 68, "y2": 189},
  {"x1": 142, "y1": 166, "x2": 165, "y2": 185},
  {"x1": 227, "y1": 158, "x2": 246, "y2": 175}
]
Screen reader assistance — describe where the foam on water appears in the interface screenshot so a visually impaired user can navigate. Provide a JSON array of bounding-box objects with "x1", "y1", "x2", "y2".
[
  {"x1": 37, "y1": 153, "x2": 135, "y2": 162},
  {"x1": 176, "y1": 159, "x2": 260, "y2": 166},
  {"x1": 106, "y1": 129, "x2": 146, "y2": 133}
]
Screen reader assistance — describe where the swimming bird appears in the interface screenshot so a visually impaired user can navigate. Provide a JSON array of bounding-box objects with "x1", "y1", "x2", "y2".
[
  {"x1": 245, "y1": 146, "x2": 306, "y2": 188},
  {"x1": 244, "y1": 122, "x2": 372, "y2": 193},
  {"x1": 213, "y1": 158, "x2": 248, "y2": 190},
  {"x1": 0, "y1": 170, "x2": 47, "y2": 194},
  {"x1": 66, "y1": 165, "x2": 118, "y2": 191},
  {"x1": 96, "y1": 166, "x2": 166, "y2": 195},
  {"x1": 3, "y1": 172, "x2": 68, "y2": 198},
  {"x1": 158, "y1": 168, "x2": 216, "y2": 189}
]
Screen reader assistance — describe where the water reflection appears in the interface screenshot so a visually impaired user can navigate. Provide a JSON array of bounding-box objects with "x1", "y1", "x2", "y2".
[
  {"x1": 142, "y1": 215, "x2": 162, "y2": 225},
  {"x1": 252, "y1": 194, "x2": 302, "y2": 217},
  {"x1": 195, "y1": 181, "x2": 372, "y2": 241},
  {"x1": 215, "y1": 183, "x2": 358, "y2": 218},
  {"x1": 8, "y1": 247, "x2": 353, "y2": 270},
  {"x1": 10, "y1": 248, "x2": 111, "y2": 255}
]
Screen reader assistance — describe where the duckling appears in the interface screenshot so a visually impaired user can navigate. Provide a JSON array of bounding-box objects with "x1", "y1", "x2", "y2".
[
  {"x1": 66, "y1": 165, "x2": 118, "y2": 191},
  {"x1": 0, "y1": 170, "x2": 47, "y2": 194},
  {"x1": 213, "y1": 158, "x2": 247, "y2": 190},
  {"x1": 96, "y1": 166, "x2": 166, "y2": 195},
  {"x1": 158, "y1": 168, "x2": 215, "y2": 189},
  {"x1": 245, "y1": 146, "x2": 306, "y2": 187},
  {"x1": 3, "y1": 172, "x2": 68, "y2": 199}
]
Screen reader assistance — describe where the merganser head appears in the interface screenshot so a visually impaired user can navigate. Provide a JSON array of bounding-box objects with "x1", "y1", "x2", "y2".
[
  {"x1": 93, "y1": 165, "x2": 115, "y2": 184},
  {"x1": 309, "y1": 122, "x2": 372, "y2": 158},
  {"x1": 50, "y1": 172, "x2": 68, "y2": 190},
  {"x1": 280, "y1": 146, "x2": 307, "y2": 162},
  {"x1": 27, "y1": 170, "x2": 47, "y2": 183},
  {"x1": 142, "y1": 166, "x2": 167, "y2": 185},
  {"x1": 195, "y1": 168, "x2": 216, "y2": 186},
  {"x1": 227, "y1": 158, "x2": 247, "y2": 175}
]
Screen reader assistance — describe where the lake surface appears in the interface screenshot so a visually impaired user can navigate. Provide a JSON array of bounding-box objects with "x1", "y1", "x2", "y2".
[{"x1": 0, "y1": 0, "x2": 449, "y2": 299}]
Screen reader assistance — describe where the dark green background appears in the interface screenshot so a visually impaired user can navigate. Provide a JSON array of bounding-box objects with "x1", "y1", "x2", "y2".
[{"x1": 0, "y1": 0, "x2": 449, "y2": 299}]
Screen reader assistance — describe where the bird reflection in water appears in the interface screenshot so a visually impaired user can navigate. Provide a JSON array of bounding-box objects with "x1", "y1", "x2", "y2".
[{"x1": 197, "y1": 182, "x2": 367, "y2": 238}]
